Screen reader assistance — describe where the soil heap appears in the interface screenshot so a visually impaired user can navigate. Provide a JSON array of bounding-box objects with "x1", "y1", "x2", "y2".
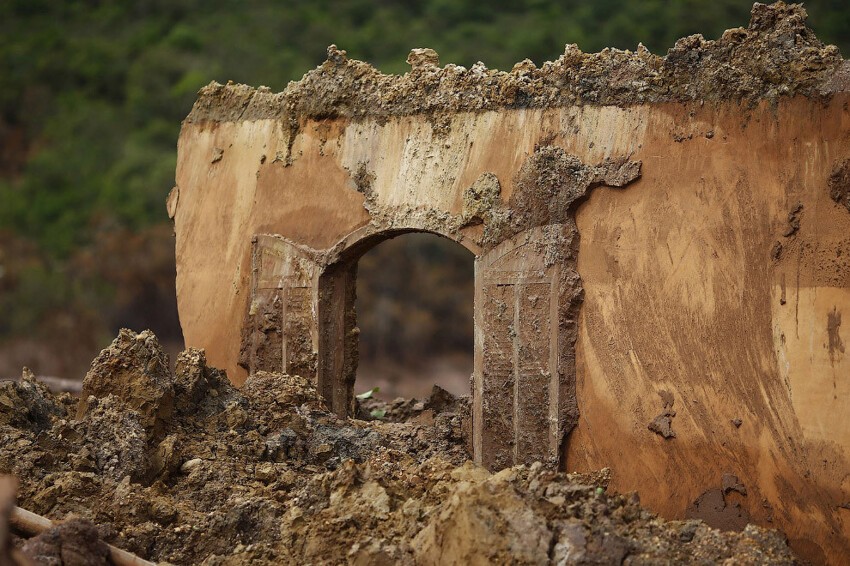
[{"x1": 1, "y1": 330, "x2": 796, "y2": 564}]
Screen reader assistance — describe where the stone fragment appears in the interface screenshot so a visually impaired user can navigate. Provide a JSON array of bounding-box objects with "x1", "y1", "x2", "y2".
[
  {"x1": 77, "y1": 329, "x2": 174, "y2": 441},
  {"x1": 412, "y1": 481, "x2": 551, "y2": 565},
  {"x1": 180, "y1": 458, "x2": 203, "y2": 474}
]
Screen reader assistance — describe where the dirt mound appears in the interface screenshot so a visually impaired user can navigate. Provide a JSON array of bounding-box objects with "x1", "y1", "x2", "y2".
[
  {"x1": 0, "y1": 331, "x2": 796, "y2": 564},
  {"x1": 77, "y1": 329, "x2": 174, "y2": 440}
]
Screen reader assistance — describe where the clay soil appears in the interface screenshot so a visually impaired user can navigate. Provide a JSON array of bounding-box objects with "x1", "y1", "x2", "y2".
[{"x1": 1, "y1": 330, "x2": 797, "y2": 564}]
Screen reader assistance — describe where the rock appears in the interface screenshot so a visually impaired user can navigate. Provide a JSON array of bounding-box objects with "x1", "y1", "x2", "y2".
[
  {"x1": 551, "y1": 521, "x2": 587, "y2": 564},
  {"x1": 77, "y1": 330, "x2": 174, "y2": 441},
  {"x1": 21, "y1": 518, "x2": 111, "y2": 566},
  {"x1": 412, "y1": 480, "x2": 552, "y2": 565},
  {"x1": 180, "y1": 458, "x2": 203, "y2": 474},
  {"x1": 424, "y1": 384, "x2": 461, "y2": 414},
  {"x1": 254, "y1": 462, "x2": 276, "y2": 483}
]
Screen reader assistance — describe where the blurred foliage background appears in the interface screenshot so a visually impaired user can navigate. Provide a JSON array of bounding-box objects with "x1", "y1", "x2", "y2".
[{"x1": 0, "y1": 0, "x2": 847, "y2": 379}]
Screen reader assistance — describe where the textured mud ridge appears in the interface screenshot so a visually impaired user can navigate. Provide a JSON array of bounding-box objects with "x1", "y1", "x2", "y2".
[
  {"x1": 187, "y1": 2, "x2": 844, "y2": 125},
  {"x1": 0, "y1": 330, "x2": 797, "y2": 564}
]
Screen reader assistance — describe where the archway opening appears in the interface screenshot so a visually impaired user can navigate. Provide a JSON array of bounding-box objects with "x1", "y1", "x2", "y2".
[{"x1": 354, "y1": 232, "x2": 474, "y2": 402}]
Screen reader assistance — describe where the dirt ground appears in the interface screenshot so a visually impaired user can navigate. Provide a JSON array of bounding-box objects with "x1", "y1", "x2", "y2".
[
  {"x1": 356, "y1": 354, "x2": 472, "y2": 400},
  {"x1": 0, "y1": 330, "x2": 797, "y2": 564}
]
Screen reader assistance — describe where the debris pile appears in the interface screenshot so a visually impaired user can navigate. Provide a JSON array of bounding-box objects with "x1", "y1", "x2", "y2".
[{"x1": 0, "y1": 330, "x2": 796, "y2": 564}]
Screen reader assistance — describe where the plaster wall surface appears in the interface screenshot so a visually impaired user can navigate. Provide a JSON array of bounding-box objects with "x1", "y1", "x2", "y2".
[{"x1": 172, "y1": 4, "x2": 850, "y2": 562}]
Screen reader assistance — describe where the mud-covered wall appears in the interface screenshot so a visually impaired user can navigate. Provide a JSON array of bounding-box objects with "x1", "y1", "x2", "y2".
[{"x1": 172, "y1": 4, "x2": 850, "y2": 563}]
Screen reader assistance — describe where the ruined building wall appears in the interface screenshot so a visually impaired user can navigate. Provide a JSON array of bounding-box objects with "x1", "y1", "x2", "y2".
[{"x1": 171, "y1": 4, "x2": 850, "y2": 563}]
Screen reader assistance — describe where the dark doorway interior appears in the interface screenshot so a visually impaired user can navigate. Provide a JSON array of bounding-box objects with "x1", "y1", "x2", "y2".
[{"x1": 355, "y1": 232, "x2": 474, "y2": 400}]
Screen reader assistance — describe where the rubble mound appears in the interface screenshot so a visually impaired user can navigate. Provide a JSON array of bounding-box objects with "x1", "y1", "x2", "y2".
[{"x1": 0, "y1": 331, "x2": 796, "y2": 564}]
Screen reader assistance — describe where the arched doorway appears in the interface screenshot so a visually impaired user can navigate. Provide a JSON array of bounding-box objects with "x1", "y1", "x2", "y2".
[
  {"x1": 316, "y1": 227, "x2": 479, "y2": 418},
  {"x1": 241, "y1": 224, "x2": 575, "y2": 470},
  {"x1": 354, "y1": 232, "x2": 474, "y2": 401}
]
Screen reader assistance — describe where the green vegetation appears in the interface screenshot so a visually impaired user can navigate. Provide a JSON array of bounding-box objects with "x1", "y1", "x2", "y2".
[{"x1": 0, "y1": 0, "x2": 847, "y2": 376}]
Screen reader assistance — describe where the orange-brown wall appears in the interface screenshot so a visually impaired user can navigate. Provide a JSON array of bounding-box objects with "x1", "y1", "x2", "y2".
[{"x1": 173, "y1": 95, "x2": 850, "y2": 563}]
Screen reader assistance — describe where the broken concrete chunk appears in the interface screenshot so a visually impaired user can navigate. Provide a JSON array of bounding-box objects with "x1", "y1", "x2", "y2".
[{"x1": 77, "y1": 329, "x2": 174, "y2": 440}]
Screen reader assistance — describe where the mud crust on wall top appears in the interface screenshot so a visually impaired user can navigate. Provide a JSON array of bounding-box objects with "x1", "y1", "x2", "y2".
[{"x1": 187, "y1": 2, "x2": 846, "y2": 125}]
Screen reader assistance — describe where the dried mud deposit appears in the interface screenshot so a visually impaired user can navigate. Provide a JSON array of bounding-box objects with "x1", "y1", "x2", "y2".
[{"x1": 1, "y1": 331, "x2": 796, "y2": 564}]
